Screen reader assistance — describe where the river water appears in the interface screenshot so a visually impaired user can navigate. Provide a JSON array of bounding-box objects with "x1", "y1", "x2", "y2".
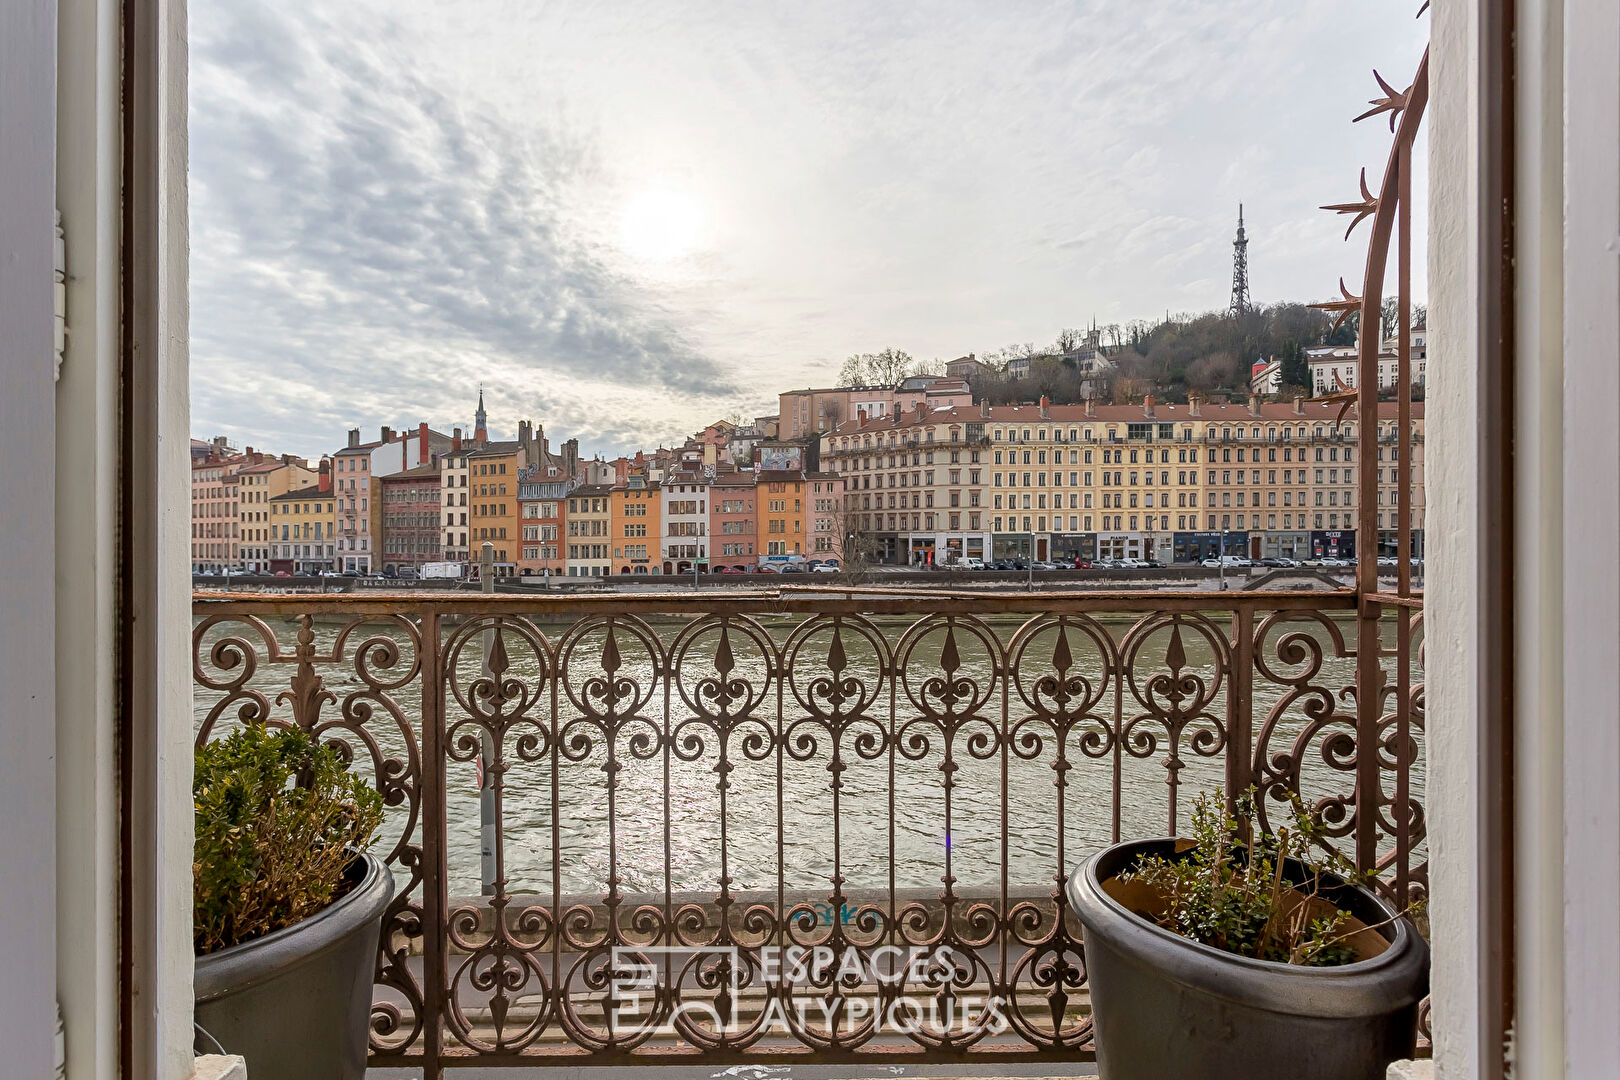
[{"x1": 193, "y1": 610, "x2": 1424, "y2": 898}]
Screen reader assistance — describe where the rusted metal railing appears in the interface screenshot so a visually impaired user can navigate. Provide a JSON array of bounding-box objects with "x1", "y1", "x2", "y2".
[{"x1": 193, "y1": 589, "x2": 1424, "y2": 1073}]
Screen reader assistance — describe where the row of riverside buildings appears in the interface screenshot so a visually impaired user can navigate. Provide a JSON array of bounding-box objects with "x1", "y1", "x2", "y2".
[
  {"x1": 822, "y1": 392, "x2": 1424, "y2": 565},
  {"x1": 192, "y1": 373, "x2": 1426, "y2": 577},
  {"x1": 191, "y1": 391, "x2": 848, "y2": 577}
]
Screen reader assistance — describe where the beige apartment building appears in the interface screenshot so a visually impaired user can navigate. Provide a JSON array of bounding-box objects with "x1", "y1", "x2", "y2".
[
  {"x1": 191, "y1": 450, "x2": 244, "y2": 572},
  {"x1": 824, "y1": 396, "x2": 1425, "y2": 566},
  {"x1": 564, "y1": 483, "x2": 613, "y2": 577},
  {"x1": 439, "y1": 441, "x2": 473, "y2": 565},
  {"x1": 778, "y1": 376, "x2": 972, "y2": 440},
  {"x1": 235, "y1": 456, "x2": 315, "y2": 572}
]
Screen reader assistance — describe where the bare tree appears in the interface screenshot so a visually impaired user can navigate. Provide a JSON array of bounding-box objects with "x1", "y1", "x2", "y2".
[
  {"x1": 820, "y1": 398, "x2": 845, "y2": 431},
  {"x1": 826, "y1": 497, "x2": 881, "y2": 581},
  {"x1": 1187, "y1": 352, "x2": 1240, "y2": 392},
  {"x1": 840, "y1": 347, "x2": 915, "y2": 387},
  {"x1": 1028, "y1": 356, "x2": 1066, "y2": 397},
  {"x1": 1055, "y1": 327, "x2": 1084, "y2": 354}
]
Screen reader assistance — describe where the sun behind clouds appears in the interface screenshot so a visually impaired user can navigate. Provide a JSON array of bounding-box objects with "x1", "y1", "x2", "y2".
[{"x1": 618, "y1": 187, "x2": 705, "y2": 262}]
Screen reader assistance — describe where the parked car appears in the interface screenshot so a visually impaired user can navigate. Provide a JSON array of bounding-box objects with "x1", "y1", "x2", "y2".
[
  {"x1": 811, "y1": 562, "x2": 840, "y2": 573},
  {"x1": 1318, "y1": 557, "x2": 1351, "y2": 568},
  {"x1": 1143, "y1": 559, "x2": 1166, "y2": 569},
  {"x1": 1031, "y1": 560, "x2": 1056, "y2": 571},
  {"x1": 273, "y1": 570, "x2": 291, "y2": 578},
  {"x1": 956, "y1": 557, "x2": 986, "y2": 571},
  {"x1": 754, "y1": 564, "x2": 779, "y2": 574},
  {"x1": 1116, "y1": 558, "x2": 1146, "y2": 570},
  {"x1": 1072, "y1": 559, "x2": 1092, "y2": 570},
  {"x1": 719, "y1": 565, "x2": 747, "y2": 575},
  {"x1": 780, "y1": 563, "x2": 804, "y2": 574},
  {"x1": 342, "y1": 569, "x2": 360, "y2": 577}
]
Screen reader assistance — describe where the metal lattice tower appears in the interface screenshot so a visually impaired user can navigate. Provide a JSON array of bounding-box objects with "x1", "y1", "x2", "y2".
[{"x1": 1229, "y1": 204, "x2": 1252, "y2": 316}]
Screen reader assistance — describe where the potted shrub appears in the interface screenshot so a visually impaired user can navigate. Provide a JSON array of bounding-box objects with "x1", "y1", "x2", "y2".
[
  {"x1": 1066, "y1": 790, "x2": 1428, "y2": 1080},
  {"x1": 193, "y1": 725, "x2": 392, "y2": 1080}
]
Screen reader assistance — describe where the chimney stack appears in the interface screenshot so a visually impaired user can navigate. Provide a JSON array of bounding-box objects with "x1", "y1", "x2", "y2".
[
  {"x1": 347, "y1": 428, "x2": 360, "y2": 449},
  {"x1": 1293, "y1": 395, "x2": 1306, "y2": 416},
  {"x1": 244, "y1": 445, "x2": 255, "y2": 458},
  {"x1": 1143, "y1": 394, "x2": 1156, "y2": 419},
  {"x1": 1248, "y1": 393, "x2": 1262, "y2": 417},
  {"x1": 452, "y1": 427, "x2": 463, "y2": 452},
  {"x1": 1188, "y1": 394, "x2": 1202, "y2": 418},
  {"x1": 1084, "y1": 397, "x2": 1096, "y2": 419},
  {"x1": 857, "y1": 408, "x2": 867, "y2": 423},
  {"x1": 381, "y1": 426, "x2": 394, "y2": 443},
  {"x1": 979, "y1": 399, "x2": 990, "y2": 418},
  {"x1": 318, "y1": 459, "x2": 331, "y2": 492},
  {"x1": 419, "y1": 422, "x2": 429, "y2": 463},
  {"x1": 1039, "y1": 395, "x2": 1051, "y2": 420}
]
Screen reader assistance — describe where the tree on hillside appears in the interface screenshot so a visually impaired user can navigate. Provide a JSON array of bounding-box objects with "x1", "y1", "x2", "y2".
[
  {"x1": 1055, "y1": 327, "x2": 1085, "y2": 354},
  {"x1": 1028, "y1": 356, "x2": 1067, "y2": 397},
  {"x1": 1279, "y1": 341, "x2": 1310, "y2": 392},
  {"x1": 1380, "y1": 296, "x2": 1429, "y2": 339},
  {"x1": 1187, "y1": 352, "x2": 1241, "y2": 393},
  {"x1": 839, "y1": 347, "x2": 915, "y2": 387}
]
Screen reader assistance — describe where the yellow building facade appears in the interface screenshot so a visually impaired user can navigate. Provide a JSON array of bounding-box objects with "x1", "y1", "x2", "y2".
[
  {"x1": 236, "y1": 457, "x2": 315, "y2": 572},
  {"x1": 825, "y1": 398, "x2": 1425, "y2": 565},
  {"x1": 466, "y1": 442, "x2": 525, "y2": 571},
  {"x1": 267, "y1": 483, "x2": 337, "y2": 573}
]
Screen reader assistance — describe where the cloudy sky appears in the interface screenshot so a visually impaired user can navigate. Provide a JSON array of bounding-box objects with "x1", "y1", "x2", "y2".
[{"x1": 189, "y1": 0, "x2": 1429, "y2": 462}]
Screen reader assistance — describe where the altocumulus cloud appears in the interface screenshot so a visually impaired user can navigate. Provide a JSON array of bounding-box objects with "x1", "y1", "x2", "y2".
[{"x1": 189, "y1": 0, "x2": 738, "y2": 459}]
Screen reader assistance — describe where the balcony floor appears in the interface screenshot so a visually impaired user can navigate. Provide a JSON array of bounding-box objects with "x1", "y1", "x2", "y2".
[{"x1": 369, "y1": 1068, "x2": 1096, "y2": 1079}]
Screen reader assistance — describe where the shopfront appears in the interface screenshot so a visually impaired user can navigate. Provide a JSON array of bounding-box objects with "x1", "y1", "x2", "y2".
[
  {"x1": 1375, "y1": 529, "x2": 1425, "y2": 558},
  {"x1": 1094, "y1": 532, "x2": 1147, "y2": 561},
  {"x1": 1260, "y1": 530, "x2": 1311, "y2": 560},
  {"x1": 937, "y1": 535, "x2": 988, "y2": 566},
  {"x1": 1310, "y1": 529, "x2": 1356, "y2": 559},
  {"x1": 992, "y1": 534, "x2": 1034, "y2": 560},
  {"x1": 907, "y1": 537, "x2": 937, "y2": 567},
  {"x1": 1050, "y1": 533, "x2": 1097, "y2": 564},
  {"x1": 1172, "y1": 531, "x2": 1249, "y2": 563}
]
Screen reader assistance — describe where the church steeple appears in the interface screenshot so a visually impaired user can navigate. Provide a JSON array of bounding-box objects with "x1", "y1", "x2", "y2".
[{"x1": 474, "y1": 386, "x2": 488, "y2": 444}]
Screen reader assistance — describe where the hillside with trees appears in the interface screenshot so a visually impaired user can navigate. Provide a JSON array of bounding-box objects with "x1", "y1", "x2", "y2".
[{"x1": 847, "y1": 298, "x2": 1423, "y2": 407}]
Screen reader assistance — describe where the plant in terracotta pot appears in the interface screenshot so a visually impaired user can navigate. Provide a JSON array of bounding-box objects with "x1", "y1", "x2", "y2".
[
  {"x1": 1066, "y1": 789, "x2": 1428, "y2": 1080},
  {"x1": 193, "y1": 724, "x2": 393, "y2": 1080}
]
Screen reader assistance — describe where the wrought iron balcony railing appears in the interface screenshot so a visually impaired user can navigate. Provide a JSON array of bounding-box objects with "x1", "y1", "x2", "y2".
[{"x1": 192, "y1": 587, "x2": 1425, "y2": 1075}]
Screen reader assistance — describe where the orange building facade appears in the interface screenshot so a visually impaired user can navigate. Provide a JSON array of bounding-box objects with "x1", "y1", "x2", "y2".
[{"x1": 610, "y1": 481, "x2": 661, "y2": 575}]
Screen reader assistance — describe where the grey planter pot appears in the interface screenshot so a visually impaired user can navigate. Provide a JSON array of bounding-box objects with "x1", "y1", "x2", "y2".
[
  {"x1": 195, "y1": 853, "x2": 394, "y2": 1080},
  {"x1": 1066, "y1": 837, "x2": 1428, "y2": 1080}
]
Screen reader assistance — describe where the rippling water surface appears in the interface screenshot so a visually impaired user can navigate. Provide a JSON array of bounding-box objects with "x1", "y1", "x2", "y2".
[{"x1": 194, "y1": 609, "x2": 1424, "y2": 898}]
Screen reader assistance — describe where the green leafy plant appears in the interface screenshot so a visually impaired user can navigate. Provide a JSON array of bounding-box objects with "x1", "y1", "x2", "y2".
[
  {"x1": 194, "y1": 724, "x2": 383, "y2": 954},
  {"x1": 1116, "y1": 789, "x2": 1415, "y2": 967}
]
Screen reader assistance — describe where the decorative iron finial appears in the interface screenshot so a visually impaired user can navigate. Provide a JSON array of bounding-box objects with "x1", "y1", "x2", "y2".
[
  {"x1": 1310, "y1": 278, "x2": 1363, "y2": 333},
  {"x1": 1354, "y1": 70, "x2": 1411, "y2": 131},
  {"x1": 1322, "y1": 169, "x2": 1380, "y2": 240}
]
